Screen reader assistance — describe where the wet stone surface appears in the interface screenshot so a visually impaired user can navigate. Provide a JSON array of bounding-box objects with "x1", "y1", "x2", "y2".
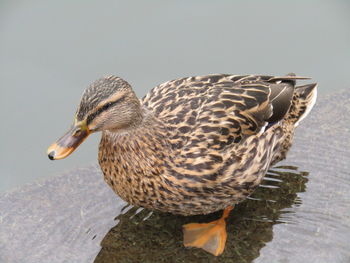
[{"x1": 1, "y1": 90, "x2": 350, "y2": 263}]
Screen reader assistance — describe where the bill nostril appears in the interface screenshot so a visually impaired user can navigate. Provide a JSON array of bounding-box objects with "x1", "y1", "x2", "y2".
[{"x1": 48, "y1": 151, "x2": 55, "y2": 160}]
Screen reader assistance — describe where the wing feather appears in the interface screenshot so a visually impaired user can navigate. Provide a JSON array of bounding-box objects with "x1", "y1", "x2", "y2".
[{"x1": 141, "y1": 74, "x2": 296, "y2": 178}]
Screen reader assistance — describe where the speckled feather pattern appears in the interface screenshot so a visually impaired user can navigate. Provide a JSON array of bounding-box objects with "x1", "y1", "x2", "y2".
[{"x1": 98, "y1": 74, "x2": 317, "y2": 215}]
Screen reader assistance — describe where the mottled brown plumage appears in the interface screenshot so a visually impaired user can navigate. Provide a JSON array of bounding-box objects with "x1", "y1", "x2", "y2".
[{"x1": 93, "y1": 74, "x2": 317, "y2": 215}]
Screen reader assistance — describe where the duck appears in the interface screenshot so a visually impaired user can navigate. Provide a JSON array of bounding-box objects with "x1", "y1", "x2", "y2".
[{"x1": 47, "y1": 73, "x2": 317, "y2": 256}]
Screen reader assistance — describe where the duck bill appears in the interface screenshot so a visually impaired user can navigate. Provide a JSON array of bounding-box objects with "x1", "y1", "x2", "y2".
[{"x1": 47, "y1": 126, "x2": 90, "y2": 160}]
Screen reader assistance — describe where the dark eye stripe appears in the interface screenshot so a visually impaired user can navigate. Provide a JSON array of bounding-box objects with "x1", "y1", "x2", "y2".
[{"x1": 87, "y1": 96, "x2": 126, "y2": 125}]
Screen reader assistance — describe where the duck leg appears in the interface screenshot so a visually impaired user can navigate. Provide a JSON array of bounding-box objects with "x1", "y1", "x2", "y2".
[{"x1": 182, "y1": 206, "x2": 233, "y2": 256}]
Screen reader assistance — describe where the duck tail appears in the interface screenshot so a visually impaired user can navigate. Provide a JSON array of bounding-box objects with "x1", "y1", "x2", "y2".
[
  {"x1": 287, "y1": 83, "x2": 318, "y2": 126},
  {"x1": 270, "y1": 80, "x2": 317, "y2": 166}
]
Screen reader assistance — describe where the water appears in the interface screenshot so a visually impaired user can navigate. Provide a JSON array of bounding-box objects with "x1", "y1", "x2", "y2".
[
  {"x1": 1, "y1": 91, "x2": 350, "y2": 262},
  {"x1": 1, "y1": 0, "x2": 350, "y2": 192}
]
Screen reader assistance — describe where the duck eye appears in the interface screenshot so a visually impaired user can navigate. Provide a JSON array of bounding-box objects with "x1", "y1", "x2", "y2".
[{"x1": 103, "y1": 102, "x2": 113, "y2": 111}]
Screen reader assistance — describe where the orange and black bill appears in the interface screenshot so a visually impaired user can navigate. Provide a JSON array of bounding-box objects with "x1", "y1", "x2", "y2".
[{"x1": 47, "y1": 125, "x2": 90, "y2": 160}]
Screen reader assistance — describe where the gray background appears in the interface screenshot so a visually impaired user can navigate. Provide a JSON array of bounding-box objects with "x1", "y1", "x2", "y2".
[{"x1": 1, "y1": 0, "x2": 349, "y2": 192}]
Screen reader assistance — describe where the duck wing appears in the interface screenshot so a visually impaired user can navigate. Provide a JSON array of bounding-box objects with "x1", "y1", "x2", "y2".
[
  {"x1": 142, "y1": 74, "x2": 308, "y2": 181},
  {"x1": 143, "y1": 74, "x2": 302, "y2": 148}
]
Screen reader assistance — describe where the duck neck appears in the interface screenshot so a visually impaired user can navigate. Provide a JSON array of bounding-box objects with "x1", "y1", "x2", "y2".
[{"x1": 98, "y1": 108, "x2": 168, "y2": 177}]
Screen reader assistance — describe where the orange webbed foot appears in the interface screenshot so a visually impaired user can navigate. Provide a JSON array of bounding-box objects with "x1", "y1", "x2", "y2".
[{"x1": 182, "y1": 206, "x2": 233, "y2": 256}]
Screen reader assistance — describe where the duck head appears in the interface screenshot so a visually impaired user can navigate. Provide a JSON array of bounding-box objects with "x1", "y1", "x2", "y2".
[{"x1": 47, "y1": 75, "x2": 142, "y2": 160}]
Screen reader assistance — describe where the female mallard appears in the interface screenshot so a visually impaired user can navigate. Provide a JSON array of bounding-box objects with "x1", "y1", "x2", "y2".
[{"x1": 48, "y1": 73, "x2": 317, "y2": 256}]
